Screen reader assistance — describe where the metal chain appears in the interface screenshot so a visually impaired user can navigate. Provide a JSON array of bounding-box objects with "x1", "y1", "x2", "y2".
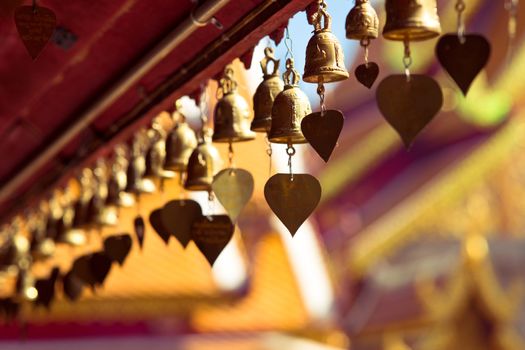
[
  {"x1": 207, "y1": 191, "x2": 215, "y2": 216},
  {"x1": 228, "y1": 141, "x2": 234, "y2": 168},
  {"x1": 360, "y1": 37, "x2": 370, "y2": 65},
  {"x1": 506, "y1": 0, "x2": 519, "y2": 62},
  {"x1": 317, "y1": 80, "x2": 326, "y2": 116},
  {"x1": 284, "y1": 27, "x2": 294, "y2": 61},
  {"x1": 403, "y1": 39, "x2": 412, "y2": 80},
  {"x1": 286, "y1": 144, "x2": 296, "y2": 181},
  {"x1": 199, "y1": 84, "x2": 209, "y2": 137},
  {"x1": 456, "y1": 0, "x2": 466, "y2": 43}
]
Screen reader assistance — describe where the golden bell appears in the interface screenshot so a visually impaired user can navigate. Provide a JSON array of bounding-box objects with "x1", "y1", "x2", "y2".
[
  {"x1": 383, "y1": 0, "x2": 441, "y2": 41},
  {"x1": 252, "y1": 47, "x2": 284, "y2": 132},
  {"x1": 346, "y1": 0, "x2": 379, "y2": 40},
  {"x1": 145, "y1": 120, "x2": 176, "y2": 183},
  {"x1": 91, "y1": 159, "x2": 118, "y2": 227},
  {"x1": 269, "y1": 58, "x2": 312, "y2": 144},
  {"x1": 304, "y1": 3, "x2": 349, "y2": 83},
  {"x1": 125, "y1": 131, "x2": 156, "y2": 194},
  {"x1": 212, "y1": 65, "x2": 256, "y2": 143},
  {"x1": 184, "y1": 130, "x2": 221, "y2": 192},
  {"x1": 57, "y1": 188, "x2": 87, "y2": 247},
  {"x1": 107, "y1": 144, "x2": 135, "y2": 208},
  {"x1": 165, "y1": 103, "x2": 198, "y2": 171}
]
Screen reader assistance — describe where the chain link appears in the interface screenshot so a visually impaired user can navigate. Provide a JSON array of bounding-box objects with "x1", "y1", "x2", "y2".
[
  {"x1": 284, "y1": 27, "x2": 294, "y2": 61},
  {"x1": 265, "y1": 134, "x2": 273, "y2": 177},
  {"x1": 286, "y1": 144, "x2": 296, "y2": 181},
  {"x1": 403, "y1": 39, "x2": 412, "y2": 80},
  {"x1": 317, "y1": 81, "x2": 326, "y2": 116},
  {"x1": 360, "y1": 37, "x2": 370, "y2": 65},
  {"x1": 228, "y1": 141, "x2": 234, "y2": 168}
]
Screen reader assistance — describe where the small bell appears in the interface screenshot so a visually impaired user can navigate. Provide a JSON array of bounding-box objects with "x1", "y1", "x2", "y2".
[
  {"x1": 91, "y1": 159, "x2": 118, "y2": 227},
  {"x1": 164, "y1": 101, "x2": 198, "y2": 171},
  {"x1": 125, "y1": 131, "x2": 156, "y2": 194},
  {"x1": 346, "y1": 0, "x2": 379, "y2": 40},
  {"x1": 57, "y1": 188, "x2": 87, "y2": 247},
  {"x1": 144, "y1": 119, "x2": 176, "y2": 186},
  {"x1": 72, "y1": 168, "x2": 94, "y2": 229},
  {"x1": 304, "y1": 2, "x2": 349, "y2": 83},
  {"x1": 383, "y1": 0, "x2": 441, "y2": 41},
  {"x1": 269, "y1": 58, "x2": 312, "y2": 144},
  {"x1": 106, "y1": 144, "x2": 135, "y2": 208},
  {"x1": 212, "y1": 65, "x2": 256, "y2": 143},
  {"x1": 29, "y1": 208, "x2": 55, "y2": 261},
  {"x1": 251, "y1": 47, "x2": 284, "y2": 132},
  {"x1": 184, "y1": 130, "x2": 221, "y2": 192}
]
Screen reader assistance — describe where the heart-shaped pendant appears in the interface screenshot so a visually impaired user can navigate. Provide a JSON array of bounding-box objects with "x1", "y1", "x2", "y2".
[
  {"x1": 63, "y1": 271, "x2": 84, "y2": 302},
  {"x1": 90, "y1": 252, "x2": 112, "y2": 286},
  {"x1": 14, "y1": 5, "x2": 56, "y2": 60},
  {"x1": 149, "y1": 209, "x2": 171, "y2": 244},
  {"x1": 355, "y1": 62, "x2": 379, "y2": 89},
  {"x1": 134, "y1": 215, "x2": 145, "y2": 249},
  {"x1": 71, "y1": 255, "x2": 96, "y2": 287},
  {"x1": 264, "y1": 174, "x2": 322, "y2": 236},
  {"x1": 436, "y1": 34, "x2": 491, "y2": 96},
  {"x1": 162, "y1": 199, "x2": 202, "y2": 248},
  {"x1": 376, "y1": 75, "x2": 443, "y2": 148},
  {"x1": 212, "y1": 168, "x2": 254, "y2": 222},
  {"x1": 191, "y1": 215, "x2": 234, "y2": 266},
  {"x1": 34, "y1": 267, "x2": 59, "y2": 309},
  {"x1": 301, "y1": 110, "x2": 344, "y2": 163},
  {"x1": 103, "y1": 234, "x2": 132, "y2": 266}
]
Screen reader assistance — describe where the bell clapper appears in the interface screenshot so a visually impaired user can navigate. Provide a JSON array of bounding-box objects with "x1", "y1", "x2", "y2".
[
  {"x1": 361, "y1": 37, "x2": 370, "y2": 67},
  {"x1": 286, "y1": 143, "x2": 296, "y2": 182},
  {"x1": 317, "y1": 79, "x2": 326, "y2": 117},
  {"x1": 207, "y1": 191, "x2": 215, "y2": 220},
  {"x1": 403, "y1": 39, "x2": 412, "y2": 81},
  {"x1": 265, "y1": 133, "x2": 273, "y2": 177},
  {"x1": 455, "y1": 0, "x2": 466, "y2": 44}
]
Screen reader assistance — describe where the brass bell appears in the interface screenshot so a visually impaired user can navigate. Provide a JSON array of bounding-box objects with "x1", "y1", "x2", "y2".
[
  {"x1": 164, "y1": 101, "x2": 198, "y2": 171},
  {"x1": 383, "y1": 0, "x2": 441, "y2": 41},
  {"x1": 346, "y1": 0, "x2": 379, "y2": 40},
  {"x1": 57, "y1": 188, "x2": 87, "y2": 247},
  {"x1": 304, "y1": 2, "x2": 349, "y2": 83},
  {"x1": 252, "y1": 47, "x2": 284, "y2": 133},
  {"x1": 184, "y1": 129, "x2": 221, "y2": 192},
  {"x1": 72, "y1": 168, "x2": 94, "y2": 229},
  {"x1": 212, "y1": 65, "x2": 256, "y2": 143},
  {"x1": 269, "y1": 58, "x2": 312, "y2": 144},
  {"x1": 29, "y1": 208, "x2": 55, "y2": 261},
  {"x1": 91, "y1": 159, "x2": 118, "y2": 227},
  {"x1": 145, "y1": 119, "x2": 176, "y2": 184},
  {"x1": 107, "y1": 144, "x2": 135, "y2": 208},
  {"x1": 125, "y1": 131, "x2": 156, "y2": 194}
]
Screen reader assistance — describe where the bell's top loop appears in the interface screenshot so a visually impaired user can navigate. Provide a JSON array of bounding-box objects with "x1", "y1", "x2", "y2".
[
  {"x1": 261, "y1": 47, "x2": 280, "y2": 77},
  {"x1": 312, "y1": 2, "x2": 331, "y2": 33},
  {"x1": 219, "y1": 65, "x2": 238, "y2": 96},
  {"x1": 283, "y1": 58, "x2": 300, "y2": 87}
]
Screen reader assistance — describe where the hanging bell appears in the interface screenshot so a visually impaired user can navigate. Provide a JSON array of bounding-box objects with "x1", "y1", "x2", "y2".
[
  {"x1": 304, "y1": 2, "x2": 349, "y2": 83},
  {"x1": 184, "y1": 129, "x2": 221, "y2": 191},
  {"x1": 91, "y1": 159, "x2": 118, "y2": 227},
  {"x1": 346, "y1": 0, "x2": 379, "y2": 40},
  {"x1": 269, "y1": 58, "x2": 312, "y2": 144},
  {"x1": 72, "y1": 168, "x2": 94, "y2": 229},
  {"x1": 125, "y1": 131, "x2": 156, "y2": 194},
  {"x1": 164, "y1": 101, "x2": 198, "y2": 171},
  {"x1": 56, "y1": 188, "x2": 87, "y2": 247},
  {"x1": 106, "y1": 144, "x2": 135, "y2": 208},
  {"x1": 29, "y1": 209, "x2": 55, "y2": 261},
  {"x1": 383, "y1": 0, "x2": 441, "y2": 41},
  {"x1": 144, "y1": 119, "x2": 176, "y2": 185},
  {"x1": 212, "y1": 65, "x2": 256, "y2": 143},
  {"x1": 252, "y1": 47, "x2": 284, "y2": 132}
]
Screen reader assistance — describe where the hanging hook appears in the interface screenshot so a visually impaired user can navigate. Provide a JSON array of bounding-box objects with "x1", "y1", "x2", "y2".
[{"x1": 284, "y1": 26, "x2": 294, "y2": 61}]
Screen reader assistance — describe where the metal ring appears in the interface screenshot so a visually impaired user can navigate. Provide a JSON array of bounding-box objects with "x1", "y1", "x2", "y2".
[{"x1": 286, "y1": 145, "x2": 296, "y2": 156}]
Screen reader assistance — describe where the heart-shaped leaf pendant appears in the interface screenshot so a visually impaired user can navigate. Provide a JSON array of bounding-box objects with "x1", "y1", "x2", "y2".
[
  {"x1": 264, "y1": 174, "x2": 322, "y2": 236},
  {"x1": 134, "y1": 215, "x2": 145, "y2": 249},
  {"x1": 34, "y1": 267, "x2": 59, "y2": 309},
  {"x1": 301, "y1": 110, "x2": 344, "y2": 162},
  {"x1": 436, "y1": 34, "x2": 491, "y2": 96},
  {"x1": 376, "y1": 75, "x2": 443, "y2": 148},
  {"x1": 355, "y1": 62, "x2": 379, "y2": 89},
  {"x1": 14, "y1": 5, "x2": 56, "y2": 60},
  {"x1": 90, "y1": 252, "x2": 112, "y2": 286},
  {"x1": 212, "y1": 168, "x2": 254, "y2": 222},
  {"x1": 191, "y1": 215, "x2": 234, "y2": 266},
  {"x1": 149, "y1": 209, "x2": 171, "y2": 244},
  {"x1": 103, "y1": 234, "x2": 132, "y2": 266},
  {"x1": 62, "y1": 271, "x2": 84, "y2": 302},
  {"x1": 71, "y1": 255, "x2": 96, "y2": 287},
  {"x1": 162, "y1": 200, "x2": 202, "y2": 248}
]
